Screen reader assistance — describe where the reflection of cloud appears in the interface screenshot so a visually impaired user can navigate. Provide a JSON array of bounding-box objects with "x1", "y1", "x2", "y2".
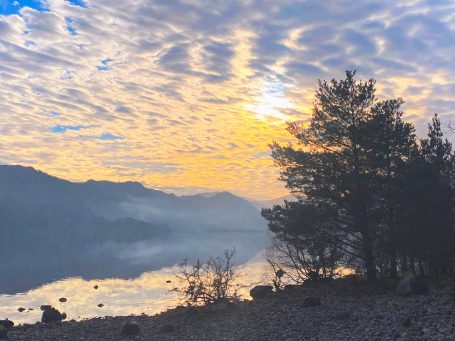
[
  {"x1": 0, "y1": 251, "x2": 270, "y2": 324},
  {"x1": 1, "y1": 1, "x2": 455, "y2": 199}
]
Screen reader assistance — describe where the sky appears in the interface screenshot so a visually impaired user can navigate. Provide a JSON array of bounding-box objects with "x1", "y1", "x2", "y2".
[{"x1": 1, "y1": 0, "x2": 455, "y2": 199}]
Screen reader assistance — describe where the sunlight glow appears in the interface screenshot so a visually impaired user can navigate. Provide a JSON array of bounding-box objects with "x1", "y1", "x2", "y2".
[{"x1": 246, "y1": 81, "x2": 294, "y2": 122}]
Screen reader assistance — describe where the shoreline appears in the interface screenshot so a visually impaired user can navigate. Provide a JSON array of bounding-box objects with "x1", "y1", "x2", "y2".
[{"x1": 5, "y1": 277, "x2": 455, "y2": 340}]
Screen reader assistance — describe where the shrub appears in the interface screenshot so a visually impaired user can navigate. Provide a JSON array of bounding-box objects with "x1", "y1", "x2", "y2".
[{"x1": 172, "y1": 249, "x2": 242, "y2": 306}]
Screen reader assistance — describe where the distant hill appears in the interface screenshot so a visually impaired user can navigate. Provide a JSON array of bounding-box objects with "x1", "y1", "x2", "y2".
[
  {"x1": 248, "y1": 195, "x2": 297, "y2": 210},
  {"x1": 0, "y1": 165, "x2": 268, "y2": 294}
]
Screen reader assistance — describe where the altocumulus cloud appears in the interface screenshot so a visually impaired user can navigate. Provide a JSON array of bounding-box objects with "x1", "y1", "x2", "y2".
[{"x1": 1, "y1": 0, "x2": 455, "y2": 199}]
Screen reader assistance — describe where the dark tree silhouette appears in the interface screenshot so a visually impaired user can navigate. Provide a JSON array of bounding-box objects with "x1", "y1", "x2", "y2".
[
  {"x1": 263, "y1": 200, "x2": 342, "y2": 283},
  {"x1": 362, "y1": 99, "x2": 416, "y2": 278},
  {"x1": 263, "y1": 71, "x2": 455, "y2": 281},
  {"x1": 265, "y1": 71, "x2": 380, "y2": 281}
]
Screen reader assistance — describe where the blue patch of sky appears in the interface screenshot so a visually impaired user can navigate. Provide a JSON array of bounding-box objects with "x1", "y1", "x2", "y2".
[
  {"x1": 41, "y1": 109, "x2": 61, "y2": 116},
  {"x1": 66, "y1": 0, "x2": 86, "y2": 8},
  {"x1": 0, "y1": 0, "x2": 48, "y2": 15},
  {"x1": 99, "y1": 133, "x2": 123, "y2": 140},
  {"x1": 65, "y1": 17, "x2": 77, "y2": 36},
  {"x1": 96, "y1": 58, "x2": 112, "y2": 71},
  {"x1": 51, "y1": 125, "x2": 88, "y2": 133}
]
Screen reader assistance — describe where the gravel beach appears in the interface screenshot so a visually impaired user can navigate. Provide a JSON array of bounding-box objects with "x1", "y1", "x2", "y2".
[{"x1": 5, "y1": 278, "x2": 455, "y2": 341}]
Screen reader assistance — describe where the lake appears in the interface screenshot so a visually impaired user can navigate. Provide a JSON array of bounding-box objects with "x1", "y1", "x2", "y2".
[{"x1": 0, "y1": 252, "x2": 270, "y2": 325}]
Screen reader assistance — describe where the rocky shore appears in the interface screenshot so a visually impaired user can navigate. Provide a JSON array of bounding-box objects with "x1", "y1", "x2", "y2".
[{"x1": 3, "y1": 277, "x2": 455, "y2": 340}]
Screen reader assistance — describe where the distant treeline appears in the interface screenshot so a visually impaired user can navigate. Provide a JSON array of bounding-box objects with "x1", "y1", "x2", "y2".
[{"x1": 263, "y1": 71, "x2": 455, "y2": 281}]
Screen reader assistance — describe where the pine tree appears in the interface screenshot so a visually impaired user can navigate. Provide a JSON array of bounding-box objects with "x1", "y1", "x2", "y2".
[
  {"x1": 362, "y1": 99, "x2": 416, "y2": 277},
  {"x1": 268, "y1": 71, "x2": 379, "y2": 280}
]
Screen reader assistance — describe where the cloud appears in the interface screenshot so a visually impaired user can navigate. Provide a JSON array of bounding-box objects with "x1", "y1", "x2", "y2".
[
  {"x1": 202, "y1": 41, "x2": 234, "y2": 83},
  {"x1": 158, "y1": 45, "x2": 191, "y2": 74},
  {"x1": 284, "y1": 62, "x2": 324, "y2": 78},
  {"x1": 1, "y1": 0, "x2": 455, "y2": 199}
]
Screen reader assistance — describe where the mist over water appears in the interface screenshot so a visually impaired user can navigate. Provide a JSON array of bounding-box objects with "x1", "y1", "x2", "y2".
[
  {"x1": 0, "y1": 253, "x2": 269, "y2": 325},
  {"x1": 0, "y1": 165, "x2": 270, "y2": 296}
]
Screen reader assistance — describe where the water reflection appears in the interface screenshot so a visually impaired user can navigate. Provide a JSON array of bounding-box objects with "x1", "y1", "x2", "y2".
[{"x1": 0, "y1": 253, "x2": 270, "y2": 325}]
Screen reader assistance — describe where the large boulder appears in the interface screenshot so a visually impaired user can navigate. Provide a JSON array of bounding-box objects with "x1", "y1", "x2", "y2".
[
  {"x1": 0, "y1": 320, "x2": 13, "y2": 329},
  {"x1": 396, "y1": 275, "x2": 429, "y2": 296},
  {"x1": 250, "y1": 285, "x2": 273, "y2": 299},
  {"x1": 120, "y1": 321, "x2": 140, "y2": 336},
  {"x1": 41, "y1": 306, "x2": 67, "y2": 323}
]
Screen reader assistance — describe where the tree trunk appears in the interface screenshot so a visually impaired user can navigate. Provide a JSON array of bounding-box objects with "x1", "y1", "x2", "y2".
[
  {"x1": 389, "y1": 231, "x2": 398, "y2": 278},
  {"x1": 410, "y1": 254, "x2": 416, "y2": 275},
  {"x1": 389, "y1": 255, "x2": 398, "y2": 279},
  {"x1": 362, "y1": 229, "x2": 376, "y2": 281},
  {"x1": 419, "y1": 258, "x2": 425, "y2": 277},
  {"x1": 401, "y1": 255, "x2": 408, "y2": 274}
]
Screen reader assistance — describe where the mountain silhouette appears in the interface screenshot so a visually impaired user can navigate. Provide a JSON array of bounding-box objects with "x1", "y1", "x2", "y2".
[{"x1": 0, "y1": 165, "x2": 268, "y2": 294}]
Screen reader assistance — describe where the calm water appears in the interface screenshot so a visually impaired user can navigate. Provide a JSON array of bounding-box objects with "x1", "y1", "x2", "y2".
[{"x1": 0, "y1": 253, "x2": 270, "y2": 325}]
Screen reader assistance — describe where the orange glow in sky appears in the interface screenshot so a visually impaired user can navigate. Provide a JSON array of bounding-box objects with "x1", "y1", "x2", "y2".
[{"x1": 1, "y1": 1, "x2": 455, "y2": 199}]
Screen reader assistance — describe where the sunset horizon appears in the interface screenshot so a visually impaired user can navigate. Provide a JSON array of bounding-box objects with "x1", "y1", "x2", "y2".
[{"x1": 2, "y1": 1, "x2": 455, "y2": 200}]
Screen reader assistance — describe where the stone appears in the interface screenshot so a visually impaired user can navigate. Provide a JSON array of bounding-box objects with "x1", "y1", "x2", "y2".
[
  {"x1": 17, "y1": 307, "x2": 25, "y2": 312},
  {"x1": 250, "y1": 285, "x2": 273, "y2": 299},
  {"x1": 120, "y1": 321, "x2": 140, "y2": 336},
  {"x1": 0, "y1": 320, "x2": 14, "y2": 329},
  {"x1": 41, "y1": 306, "x2": 67, "y2": 323},
  {"x1": 302, "y1": 296, "x2": 321, "y2": 307},
  {"x1": 159, "y1": 324, "x2": 175, "y2": 333},
  {"x1": 396, "y1": 275, "x2": 429, "y2": 296},
  {"x1": 93, "y1": 285, "x2": 99, "y2": 290},
  {"x1": 97, "y1": 303, "x2": 104, "y2": 308},
  {"x1": 59, "y1": 297, "x2": 67, "y2": 303},
  {"x1": 0, "y1": 325, "x2": 7, "y2": 340}
]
